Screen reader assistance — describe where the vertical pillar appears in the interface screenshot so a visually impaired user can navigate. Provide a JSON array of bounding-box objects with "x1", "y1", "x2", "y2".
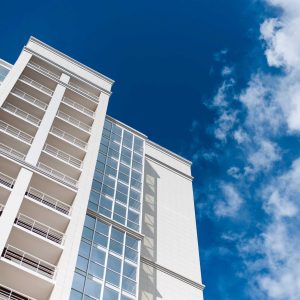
[
  {"x1": 0, "y1": 168, "x2": 33, "y2": 253},
  {"x1": 25, "y1": 74, "x2": 70, "y2": 165},
  {"x1": 0, "y1": 51, "x2": 32, "y2": 107}
]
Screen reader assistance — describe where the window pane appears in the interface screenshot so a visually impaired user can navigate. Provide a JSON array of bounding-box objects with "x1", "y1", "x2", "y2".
[
  {"x1": 84, "y1": 215, "x2": 95, "y2": 229},
  {"x1": 109, "y1": 240, "x2": 123, "y2": 255},
  {"x1": 123, "y1": 263, "x2": 137, "y2": 280},
  {"x1": 76, "y1": 256, "x2": 88, "y2": 272},
  {"x1": 94, "y1": 232, "x2": 108, "y2": 248},
  {"x1": 106, "y1": 269, "x2": 121, "y2": 287},
  {"x1": 79, "y1": 241, "x2": 91, "y2": 258},
  {"x1": 72, "y1": 272, "x2": 85, "y2": 292},
  {"x1": 70, "y1": 289, "x2": 82, "y2": 300},
  {"x1": 126, "y1": 236, "x2": 139, "y2": 250},
  {"x1": 91, "y1": 247, "x2": 106, "y2": 265},
  {"x1": 84, "y1": 278, "x2": 101, "y2": 298},
  {"x1": 111, "y1": 228, "x2": 124, "y2": 243},
  {"x1": 83, "y1": 227, "x2": 93, "y2": 241},
  {"x1": 107, "y1": 254, "x2": 122, "y2": 273},
  {"x1": 125, "y1": 247, "x2": 138, "y2": 263},
  {"x1": 96, "y1": 220, "x2": 109, "y2": 236},
  {"x1": 103, "y1": 287, "x2": 119, "y2": 300},
  {"x1": 122, "y1": 277, "x2": 136, "y2": 295},
  {"x1": 114, "y1": 203, "x2": 126, "y2": 218},
  {"x1": 88, "y1": 262, "x2": 104, "y2": 279}
]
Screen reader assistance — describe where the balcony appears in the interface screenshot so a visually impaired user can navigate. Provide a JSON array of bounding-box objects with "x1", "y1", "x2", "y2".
[
  {"x1": 25, "y1": 187, "x2": 71, "y2": 216},
  {"x1": 36, "y1": 162, "x2": 78, "y2": 187},
  {"x1": 10, "y1": 88, "x2": 48, "y2": 111},
  {"x1": 49, "y1": 126, "x2": 87, "y2": 152},
  {"x1": 56, "y1": 110, "x2": 91, "y2": 133},
  {"x1": 14, "y1": 213, "x2": 65, "y2": 245},
  {"x1": 62, "y1": 96, "x2": 94, "y2": 118},
  {"x1": 1, "y1": 245, "x2": 56, "y2": 279},
  {"x1": 0, "y1": 121, "x2": 33, "y2": 145},
  {"x1": 68, "y1": 81, "x2": 99, "y2": 102},
  {"x1": 0, "y1": 143, "x2": 25, "y2": 161},
  {"x1": 2, "y1": 103, "x2": 41, "y2": 127},
  {"x1": 19, "y1": 75, "x2": 53, "y2": 97},
  {"x1": 0, "y1": 284, "x2": 37, "y2": 300},
  {"x1": 27, "y1": 62, "x2": 60, "y2": 80},
  {"x1": 0, "y1": 172, "x2": 15, "y2": 190},
  {"x1": 43, "y1": 144, "x2": 82, "y2": 169}
]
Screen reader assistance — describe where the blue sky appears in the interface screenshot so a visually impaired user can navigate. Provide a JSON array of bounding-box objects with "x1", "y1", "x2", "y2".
[{"x1": 1, "y1": 0, "x2": 300, "y2": 299}]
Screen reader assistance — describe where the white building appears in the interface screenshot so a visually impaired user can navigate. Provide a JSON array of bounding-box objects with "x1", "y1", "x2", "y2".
[{"x1": 0, "y1": 37, "x2": 204, "y2": 300}]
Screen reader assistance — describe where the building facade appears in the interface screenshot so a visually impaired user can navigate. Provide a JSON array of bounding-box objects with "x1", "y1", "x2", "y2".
[{"x1": 0, "y1": 37, "x2": 204, "y2": 300}]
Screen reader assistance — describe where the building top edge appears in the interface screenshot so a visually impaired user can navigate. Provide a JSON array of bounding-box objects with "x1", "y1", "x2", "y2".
[
  {"x1": 0, "y1": 58, "x2": 13, "y2": 69},
  {"x1": 28, "y1": 36, "x2": 115, "y2": 85},
  {"x1": 106, "y1": 115, "x2": 192, "y2": 166}
]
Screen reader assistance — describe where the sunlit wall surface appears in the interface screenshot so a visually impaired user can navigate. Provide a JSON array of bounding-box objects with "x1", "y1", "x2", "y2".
[{"x1": 70, "y1": 119, "x2": 145, "y2": 300}]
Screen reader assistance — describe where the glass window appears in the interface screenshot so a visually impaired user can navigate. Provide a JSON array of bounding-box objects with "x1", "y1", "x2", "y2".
[
  {"x1": 94, "y1": 171, "x2": 103, "y2": 182},
  {"x1": 83, "y1": 227, "x2": 93, "y2": 241},
  {"x1": 128, "y1": 210, "x2": 139, "y2": 224},
  {"x1": 98, "y1": 152, "x2": 107, "y2": 163},
  {"x1": 94, "y1": 232, "x2": 108, "y2": 248},
  {"x1": 131, "y1": 170, "x2": 142, "y2": 182},
  {"x1": 109, "y1": 240, "x2": 123, "y2": 256},
  {"x1": 132, "y1": 161, "x2": 142, "y2": 172},
  {"x1": 106, "y1": 269, "x2": 120, "y2": 287},
  {"x1": 130, "y1": 189, "x2": 140, "y2": 202},
  {"x1": 101, "y1": 184, "x2": 114, "y2": 198},
  {"x1": 112, "y1": 124, "x2": 122, "y2": 136},
  {"x1": 89, "y1": 191, "x2": 99, "y2": 204},
  {"x1": 129, "y1": 198, "x2": 140, "y2": 211},
  {"x1": 101, "y1": 136, "x2": 109, "y2": 147},
  {"x1": 113, "y1": 213, "x2": 125, "y2": 225},
  {"x1": 122, "y1": 277, "x2": 136, "y2": 295},
  {"x1": 84, "y1": 215, "x2": 95, "y2": 229},
  {"x1": 108, "y1": 148, "x2": 119, "y2": 159},
  {"x1": 100, "y1": 196, "x2": 113, "y2": 210},
  {"x1": 111, "y1": 228, "x2": 124, "y2": 243},
  {"x1": 100, "y1": 144, "x2": 108, "y2": 155},
  {"x1": 70, "y1": 289, "x2": 82, "y2": 300},
  {"x1": 84, "y1": 277, "x2": 101, "y2": 298},
  {"x1": 119, "y1": 164, "x2": 130, "y2": 176},
  {"x1": 117, "y1": 183, "x2": 128, "y2": 196},
  {"x1": 121, "y1": 147, "x2": 131, "y2": 158},
  {"x1": 131, "y1": 178, "x2": 141, "y2": 190},
  {"x1": 123, "y1": 263, "x2": 137, "y2": 280},
  {"x1": 88, "y1": 202, "x2": 98, "y2": 212},
  {"x1": 118, "y1": 172, "x2": 129, "y2": 184},
  {"x1": 121, "y1": 154, "x2": 131, "y2": 166},
  {"x1": 96, "y1": 220, "x2": 109, "y2": 236},
  {"x1": 105, "y1": 166, "x2": 117, "y2": 178},
  {"x1": 79, "y1": 241, "x2": 91, "y2": 258},
  {"x1": 107, "y1": 254, "x2": 122, "y2": 273},
  {"x1": 111, "y1": 133, "x2": 121, "y2": 143},
  {"x1": 116, "y1": 191, "x2": 128, "y2": 205},
  {"x1": 107, "y1": 157, "x2": 118, "y2": 170},
  {"x1": 99, "y1": 206, "x2": 112, "y2": 218},
  {"x1": 91, "y1": 247, "x2": 106, "y2": 265},
  {"x1": 121, "y1": 295, "x2": 134, "y2": 300},
  {"x1": 88, "y1": 262, "x2": 104, "y2": 279},
  {"x1": 126, "y1": 235, "x2": 139, "y2": 250},
  {"x1": 103, "y1": 176, "x2": 115, "y2": 188},
  {"x1": 132, "y1": 153, "x2": 143, "y2": 164},
  {"x1": 125, "y1": 247, "x2": 138, "y2": 263},
  {"x1": 76, "y1": 256, "x2": 88, "y2": 272},
  {"x1": 72, "y1": 272, "x2": 85, "y2": 292},
  {"x1": 114, "y1": 203, "x2": 126, "y2": 218},
  {"x1": 110, "y1": 141, "x2": 120, "y2": 152},
  {"x1": 104, "y1": 120, "x2": 112, "y2": 131},
  {"x1": 102, "y1": 128, "x2": 110, "y2": 138},
  {"x1": 103, "y1": 287, "x2": 119, "y2": 300},
  {"x1": 92, "y1": 180, "x2": 102, "y2": 192}
]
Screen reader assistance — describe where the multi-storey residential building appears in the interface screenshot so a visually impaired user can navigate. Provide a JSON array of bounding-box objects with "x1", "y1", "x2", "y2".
[{"x1": 0, "y1": 37, "x2": 204, "y2": 300}]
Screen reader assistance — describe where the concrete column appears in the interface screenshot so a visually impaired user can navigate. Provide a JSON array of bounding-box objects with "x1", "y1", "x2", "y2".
[
  {"x1": 0, "y1": 51, "x2": 32, "y2": 107},
  {"x1": 25, "y1": 74, "x2": 70, "y2": 165},
  {"x1": 50, "y1": 92, "x2": 110, "y2": 300},
  {"x1": 0, "y1": 168, "x2": 33, "y2": 253}
]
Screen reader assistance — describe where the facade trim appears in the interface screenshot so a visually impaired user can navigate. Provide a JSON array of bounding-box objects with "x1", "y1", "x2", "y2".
[
  {"x1": 141, "y1": 256, "x2": 205, "y2": 291},
  {"x1": 145, "y1": 154, "x2": 193, "y2": 181},
  {"x1": 87, "y1": 208, "x2": 144, "y2": 240}
]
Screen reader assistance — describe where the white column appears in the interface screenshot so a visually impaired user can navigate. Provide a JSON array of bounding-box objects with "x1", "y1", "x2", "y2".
[
  {"x1": 0, "y1": 51, "x2": 32, "y2": 107},
  {"x1": 25, "y1": 74, "x2": 70, "y2": 165},
  {"x1": 50, "y1": 92, "x2": 110, "y2": 300},
  {"x1": 0, "y1": 168, "x2": 33, "y2": 253}
]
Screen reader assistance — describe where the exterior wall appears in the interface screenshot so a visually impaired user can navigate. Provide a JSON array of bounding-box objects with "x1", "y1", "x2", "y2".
[{"x1": 139, "y1": 142, "x2": 204, "y2": 299}]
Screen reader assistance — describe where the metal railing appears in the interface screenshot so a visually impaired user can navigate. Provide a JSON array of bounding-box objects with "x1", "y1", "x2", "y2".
[
  {"x1": 2, "y1": 103, "x2": 41, "y2": 126},
  {"x1": 0, "y1": 143, "x2": 25, "y2": 160},
  {"x1": 68, "y1": 81, "x2": 98, "y2": 101},
  {"x1": 56, "y1": 110, "x2": 91, "y2": 132},
  {"x1": 19, "y1": 75, "x2": 54, "y2": 96},
  {"x1": 43, "y1": 144, "x2": 82, "y2": 169},
  {"x1": 0, "y1": 284, "x2": 37, "y2": 300},
  {"x1": 0, "y1": 121, "x2": 33, "y2": 144},
  {"x1": 11, "y1": 88, "x2": 48, "y2": 110},
  {"x1": 50, "y1": 126, "x2": 87, "y2": 150},
  {"x1": 37, "y1": 162, "x2": 78, "y2": 187},
  {"x1": 2, "y1": 245, "x2": 56, "y2": 279},
  {"x1": 25, "y1": 187, "x2": 71, "y2": 216},
  {"x1": 27, "y1": 62, "x2": 60, "y2": 80},
  {"x1": 0, "y1": 172, "x2": 15, "y2": 189},
  {"x1": 15, "y1": 213, "x2": 65, "y2": 245},
  {"x1": 62, "y1": 96, "x2": 95, "y2": 117}
]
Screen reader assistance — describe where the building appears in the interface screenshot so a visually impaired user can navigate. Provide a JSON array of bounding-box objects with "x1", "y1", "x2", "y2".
[{"x1": 0, "y1": 37, "x2": 204, "y2": 300}]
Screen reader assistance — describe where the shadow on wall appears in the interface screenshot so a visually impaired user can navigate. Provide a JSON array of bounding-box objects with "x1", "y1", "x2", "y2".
[{"x1": 139, "y1": 159, "x2": 162, "y2": 300}]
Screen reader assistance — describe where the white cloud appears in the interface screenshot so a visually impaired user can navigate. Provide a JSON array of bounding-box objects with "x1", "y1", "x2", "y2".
[{"x1": 214, "y1": 183, "x2": 243, "y2": 217}]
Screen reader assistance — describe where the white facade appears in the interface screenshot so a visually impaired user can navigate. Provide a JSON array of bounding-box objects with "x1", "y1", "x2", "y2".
[{"x1": 0, "y1": 37, "x2": 204, "y2": 300}]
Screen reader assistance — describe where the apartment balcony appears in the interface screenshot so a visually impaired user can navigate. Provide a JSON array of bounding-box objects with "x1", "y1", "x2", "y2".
[
  {"x1": 0, "y1": 245, "x2": 55, "y2": 299},
  {"x1": 0, "y1": 121, "x2": 32, "y2": 155},
  {"x1": 62, "y1": 96, "x2": 95, "y2": 118},
  {"x1": 27, "y1": 61, "x2": 61, "y2": 81},
  {"x1": 36, "y1": 162, "x2": 78, "y2": 187},
  {"x1": 19, "y1": 75, "x2": 53, "y2": 97},
  {"x1": 0, "y1": 284, "x2": 37, "y2": 300},
  {"x1": 68, "y1": 79, "x2": 99, "y2": 102},
  {"x1": 0, "y1": 143, "x2": 25, "y2": 161},
  {"x1": 8, "y1": 88, "x2": 47, "y2": 123},
  {"x1": 48, "y1": 126, "x2": 87, "y2": 159}
]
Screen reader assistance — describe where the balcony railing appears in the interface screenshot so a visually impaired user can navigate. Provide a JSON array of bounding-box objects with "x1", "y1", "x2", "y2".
[
  {"x1": 37, "y1": 162, "x2": 78, "y2": 187},
  {"x1": 0, "y1": 143, "x2": 25, "y2": 160},
  {"x1": 62, "y1": 96, "x2": 95, "y2": 117},
  {"x1": 43, "y1": 144, "x2": 82, "y2": 169},
  {"x1": 27, "y1": 62, "x2": 60, "y2": 80},
  {"x1": 11, "y1": 88, "x2": 48, "y2": 110},
  {"x1": 14, "y1": 213, "x2": 65, "y2": 245},
  {"x1": 2, "y1": 245, "x2": 56, "y2": 279},
  {"x1": 0, "y1": 121, "x2": 33, "y2": 144},
  {"x1": 19, "y1": 75, "x2": 54, "y2": 96},
  {"x1": 50, "y1": 126, "x2": 87, "y2": 150},
  {"x1": 56, "y1": 110, "x2": 91, "y2": 132},
  {"x1": 0, "y1": 172, "x2": 14, "y2": 189},
  {"x1": 25, "y1": 187, "x2": 71, "y2": 216},
  {"x1": 2, "y1": 103, "x2": 41, "y2": 126},
  {"x1": 0, "y1": 204, "x2": 4, "y2": 216},
  {"x1": 0, "y1": 284, "x2": 37, "y2": 300},
  {"x1": 68, "y1": 82, "x2": 98, "y2": 101}
]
